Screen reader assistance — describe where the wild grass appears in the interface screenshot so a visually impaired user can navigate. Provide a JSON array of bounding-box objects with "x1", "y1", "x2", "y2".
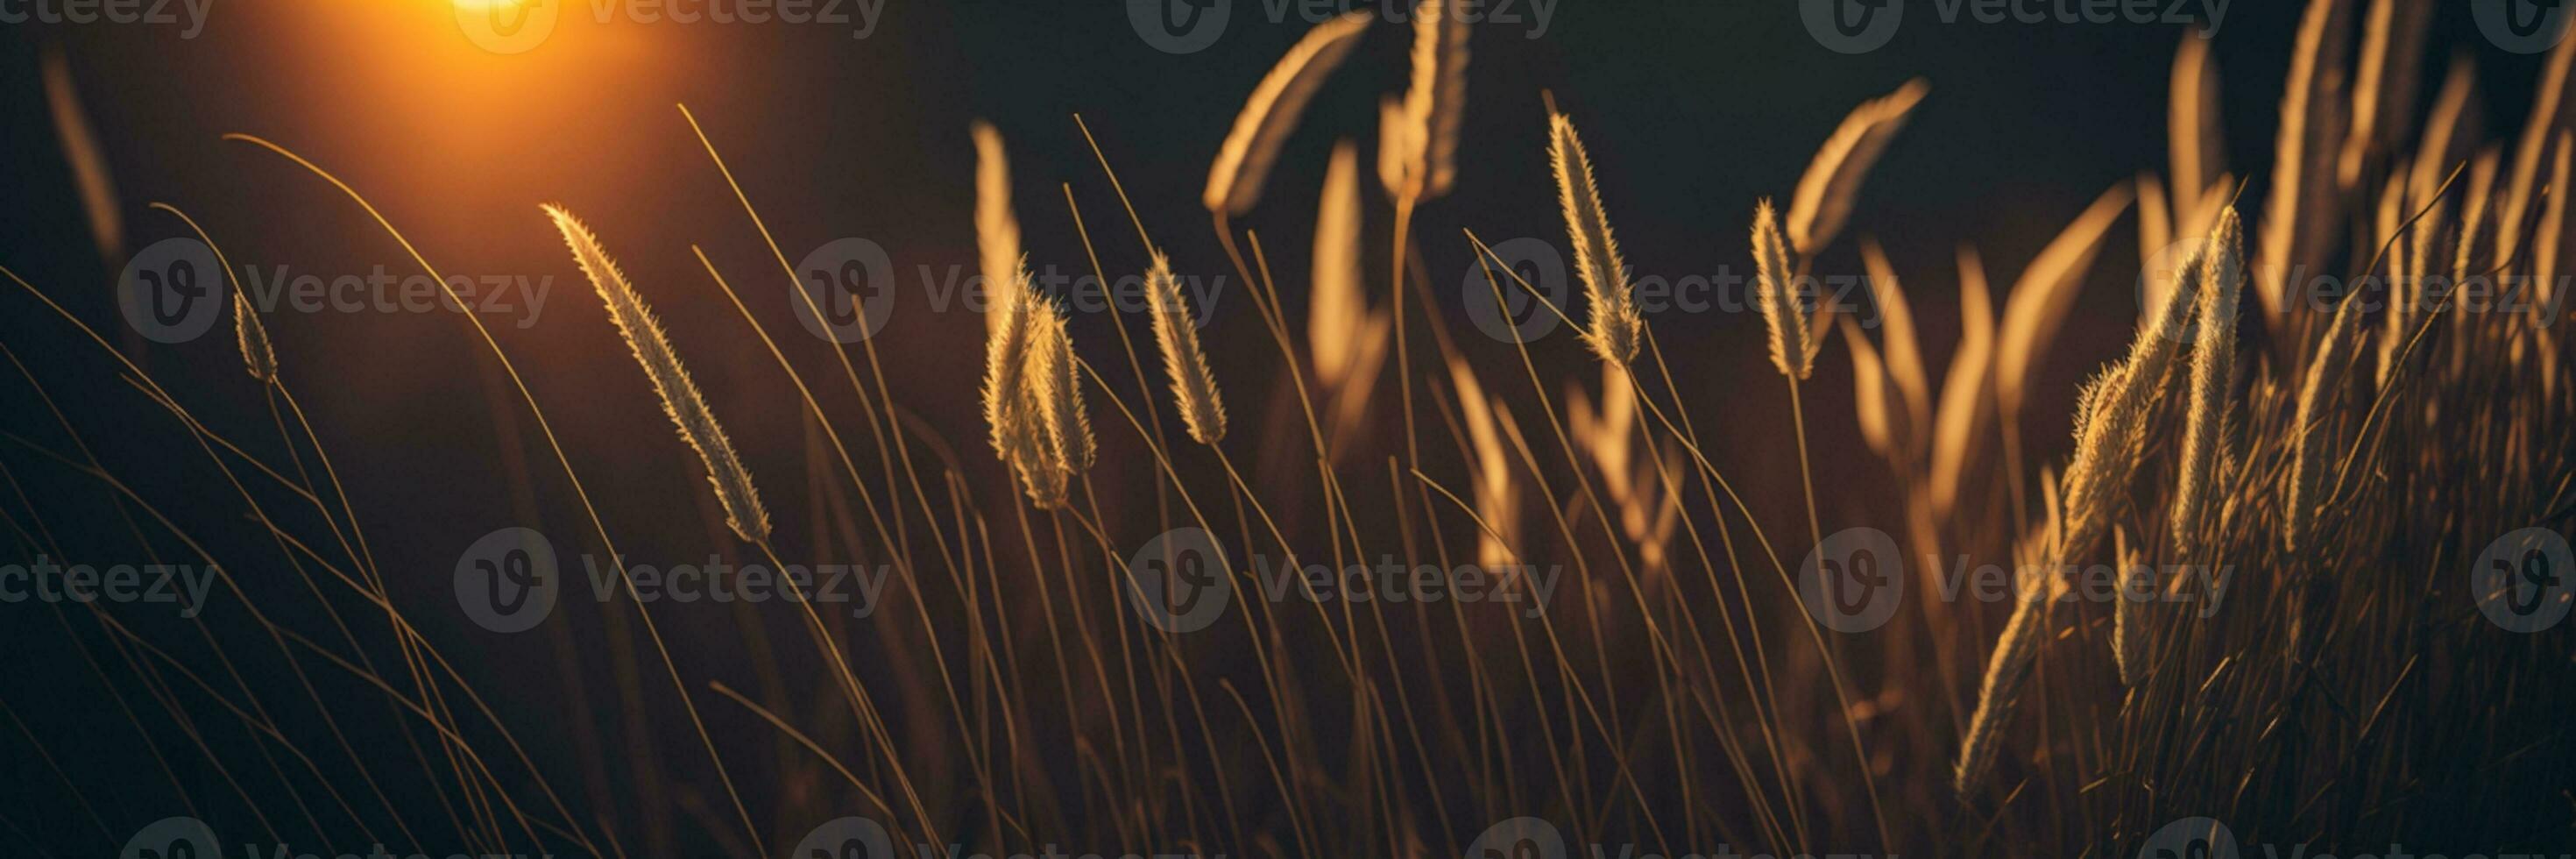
[{"x1": 6, "y1": 2, "x2": 2574, "y2": 856}]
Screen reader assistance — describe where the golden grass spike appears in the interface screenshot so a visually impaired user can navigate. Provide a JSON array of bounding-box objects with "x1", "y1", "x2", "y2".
[
  {"x1": 2413, "y1": 57, "x2": 2480, "y2": 207},
  {"x1": 2177, "y1": 174, "x2": 2234, "y2": 258},
  {"x1": 544, "y1": 204, "x2": 771, "y2": 543},
  {"x1": 2112, "y1": 527, "x2": 2148, "y2": 686},
  {"x1": 1448, "y1": 356, "x2": 1517, "y2": 570},
  {"x1": 235, "y1": 289, "x2": 275, "y2": 382},
  {"x1": 1955, "y1": 557, "x2": 2052, "y2": 793},
  {"x1": 984, "y1": 260, "x2": 1036, "y2": 455},
  {"x1": 1995, "y1": 183, "x2": 2134, "y2": 416},
  {"x1": 1752, "y1": 198, "x2": 1812, "y2": 380},
  {"x1": 1548, "y1": 112, "x2": 1639, "y2": 365},
  {"x1": 1930, "y1": 245, "x2": 1997, "y2": 520},
  {"x1": 2288, "y1": 277, "x2": 2367, "y2": 556},
  {"x1": 1787, "y1": 78, "x2": 1929, "y2": 257},
  {"x1": 1016, "y1": 301, "x2": 1083, "y2": 508},
  {"x1": 2170, "y1": 33, "x2": 2223, "y2": 203},
  {"x1": 1843, "y1": 316, "x2": 1897, "y2": 460},
  {"x1": 2537, "y1": 131, "x2": 2572, "y2": 319},
  {"x1": 2256, "y1": 0, "x2": 2353, "y2": 323},
  {"x1": 2377, "y1": 168, "x2": 2410, "y2": 307},
  {"x1": 1376, "y1": 95, "x2": 1413, "y2": 201},
  {"x1": 1960, "y1": 238, "x2": 2206, "y2": 793},
  {"x1": 2170, "y1": 209, "x2": 2242, "y2": 560},
  {"x1": 2139, "y1": 172, "x2": 2174, "y2": 282},
  {"x1": 1599, "y1": 364, "x2": 1637, "y2": 500},
  {"x1": 1859, "y1": 238, "x2": 1929, "y2": 447},
  {"x1": 973, "y1": 121, "x2": 1023, "y2": 335},
  {"x1": 2384, "y1": 192, "x2": 2450, "y2": 387},
  {"x1": 41, "y1": 46, "x2": 122, "y2": 265},
  {"x1": 1203, "y1": 11, "x2": 1372, "y2": 216},
  {"x1": 2502, "y1": 30, "x2": 2576, "y2": 264},
  {"x1": 1148, "y1": 252, "x2": 1227, "y2": 445},
  {"x1": 1392, "y1": 0, "x2": 1470, "y2": 201},
  {"x1": 2341, "y1": 0, "x2": 2433, "y2": 188},
  {"x1": 1311, "y1": 140, "x2": 1367, "y2": 387},
  {"x1": 1030, "y1": 297, "x2": 1094, "y2": 472},
  {"x1": 2062, "y1": 258, "x2": 2200, "y2": 564}
]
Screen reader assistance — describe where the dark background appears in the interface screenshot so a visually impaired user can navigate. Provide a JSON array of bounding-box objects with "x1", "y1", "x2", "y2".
[{"x1": 0, "y1": 1, "x2": 2558, "y2": 854}]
